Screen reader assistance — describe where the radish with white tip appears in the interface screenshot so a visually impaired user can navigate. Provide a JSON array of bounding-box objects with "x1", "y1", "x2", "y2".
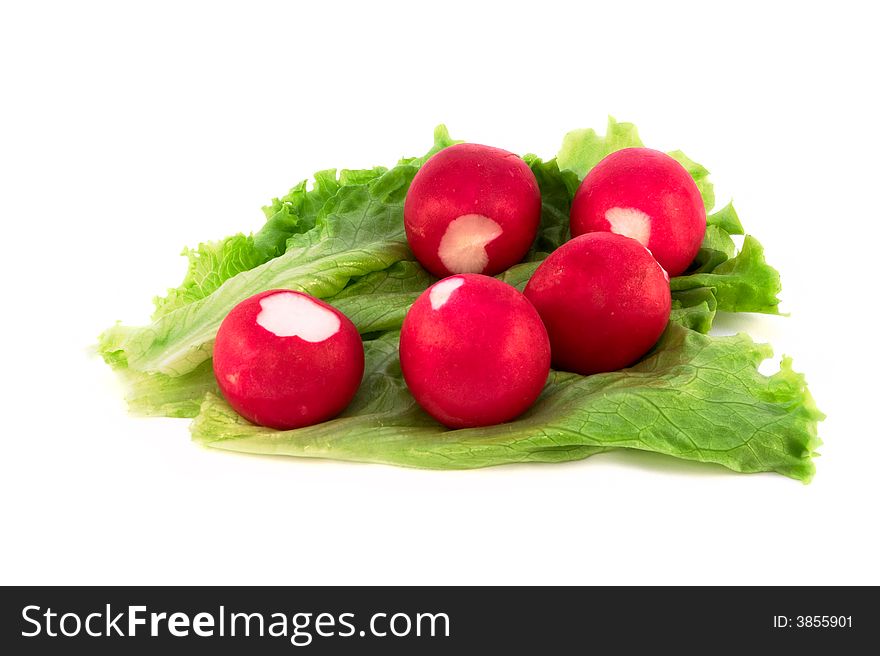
[
  {"x1": 570, "y1": 147, "x2": 706, "y2": 277},
  {"x1": 404, "y1": 143, "x2": 541, "y2": 277},
  {"x1": 400, "y1": 274, "x2": 550, "y2": 428},
  {"x1": 213, "y1": 290, "x2": 364, "y2": 429}
]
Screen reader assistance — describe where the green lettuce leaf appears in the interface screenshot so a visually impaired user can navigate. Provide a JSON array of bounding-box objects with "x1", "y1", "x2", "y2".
[
  {"x1": 557, "y1": 117, "x2": 645, "y2": 180},
  {"x1": 100, "y1": 169, "x2": 416, "y2": 376},
  {"x1": 688, "y1": 225, "x2": 736, "y2": 275},
  {"x1": 329, "y1": 261, "x2": 435, "y2": 336},
  {"x1": 255, "y1": 168, "x2": 365, "y2": 260},
  {"x1": 707, "y1": 201, "x2": 744, "y2": 235},
  {"x1": 117, "y1": 360, "x2": 218, "y2": 418},
  {"x1": 150, "y1": 127, "x2": 457, "y2": 321},
  {"x1": 672, "y1": 236, "x2": 781, "y2": 314},
  {"x1": 150, "y1": 175, "x2": 346, "y2": 321},
  {"x1": 192, "y1": 325, "x2": 822, "y2": 482},
  {"x1": 152, "y1": 234, "x2": 268, "y2": 320},
  {"x1": 670, "y1": 287, "x2": 717, "y2": 334},
  {"x1": 523, "y1": 155, "x2": 577, "y2": 257}
]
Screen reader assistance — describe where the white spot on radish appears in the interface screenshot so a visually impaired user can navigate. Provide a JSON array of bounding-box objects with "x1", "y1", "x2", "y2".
[
  {"x1": 438, "y1": 214, "x2": 503, "y2": 274},
  {"x1": 256, "y1": 292, "x2": 341, "y2": 342},
  {"x1": 429, "y1": 276, "x2": 464, "y2": 310},
  {"x1": 606, "y1": 207, "x2": 652, "y2": 246}
]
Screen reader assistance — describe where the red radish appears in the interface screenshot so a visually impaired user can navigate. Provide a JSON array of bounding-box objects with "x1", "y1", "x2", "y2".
[
  {"x1": 399, "y1": 274, "x2": 550, "y2": 428},
  {"x1": 524, "y1": 232, "x2": 671, "y2": 375},
  {"x1": 404, "y1": 143, "x2": 541, "y2": 277},
  {"x1": 213, "y1": 290, "x2": 364, "y2": 429},
  {"x1": 570, "y1": 147, "x2": 706, "y2": 277}
]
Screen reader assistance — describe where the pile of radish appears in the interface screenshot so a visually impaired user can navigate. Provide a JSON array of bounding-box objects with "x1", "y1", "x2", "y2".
[{"x1": 212, "y1": 144, "x2": 706, "y2": 429}]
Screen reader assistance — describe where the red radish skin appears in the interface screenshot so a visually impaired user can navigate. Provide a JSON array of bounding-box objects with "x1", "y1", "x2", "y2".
[
  {"x1": 404, "y1": 143, "x2": 541, "y2": 277},
  {"x1": 399, "y1": 274, "x2": 550, "y2": 428},
  {"x1": 570, "y1": 147, "x2": 706, "y2": 277},
  {"x1": 524, "y1": 232, "x2": 671, "y2": 375},
  {"x1": 213, "y1": 290, "x2": 364, "y2": 429}
]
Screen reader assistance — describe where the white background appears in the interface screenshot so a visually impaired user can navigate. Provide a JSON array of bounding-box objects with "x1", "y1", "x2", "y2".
[{"x1": 2, "y1": 0, "x2": 878, "y2": 585}]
